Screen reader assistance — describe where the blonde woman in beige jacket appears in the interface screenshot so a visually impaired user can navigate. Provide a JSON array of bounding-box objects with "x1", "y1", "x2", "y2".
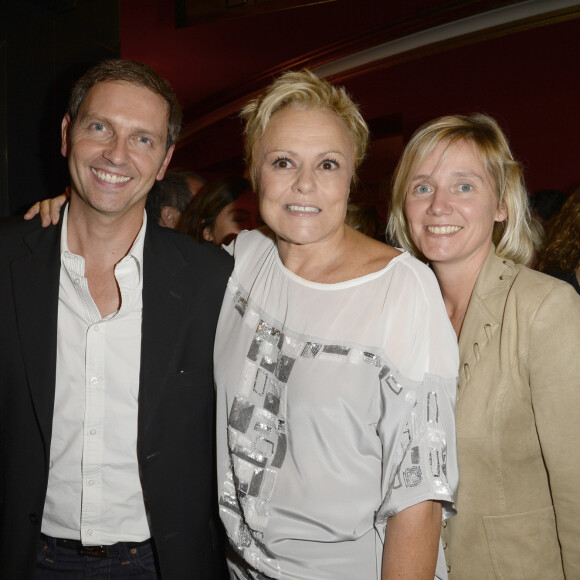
[{"x1": 388, "y1": 114, "x2": 580, "y2": 579}]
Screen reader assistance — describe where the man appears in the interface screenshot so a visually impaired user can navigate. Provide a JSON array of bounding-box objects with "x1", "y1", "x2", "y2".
[
  {"x1": 170, "y1": 167, "x2": 207, "y2": 197},
  {"x1": 0, "y1": 59, "x2": 232, "y2": 578},
  {"x1": 146, "y1": 169, "x2": 206, "y2": 229}
]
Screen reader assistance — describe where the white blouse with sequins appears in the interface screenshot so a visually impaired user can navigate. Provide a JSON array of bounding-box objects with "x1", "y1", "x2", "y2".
[{"x1": 215, "y1": 229, "x2": 459, "y2": 580}]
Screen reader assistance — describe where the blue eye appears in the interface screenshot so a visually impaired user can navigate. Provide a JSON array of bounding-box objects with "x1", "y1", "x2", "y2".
[
  {"x1": 458, "y1": 183, "x2": 473, "y2": 192},
  {"x1": 416, "y1": 184, "x2": 430, "y2": 194},
  {"x1": 92, "y1": 123, "x2": 106, "y2": 132},
  {"x1": 138, "y1": 136, "x2": 151, "y2": 145}
]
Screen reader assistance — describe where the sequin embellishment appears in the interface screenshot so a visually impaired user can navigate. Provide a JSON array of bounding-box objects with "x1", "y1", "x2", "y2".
[{"x1": 220, "y1": 284, "x2": 454, "y2": 575}]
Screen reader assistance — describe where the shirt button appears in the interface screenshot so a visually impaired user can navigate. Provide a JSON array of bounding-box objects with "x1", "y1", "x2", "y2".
[
  {"x1": 73, "y1": 278, "x2": 80, "y2": 285},
  {"x1": 87, "y1": 480, "x2": 95, "y2": 486},
  {"x1": 87, "y1": 529, "x2": 94, "y2": 536},
  {"x1": 89, "y1": 377, "x2": 99, "y2": 385},
  {"x1": 93, "y1": 325, "x2": 100, "y2": 332},
  {"x1": 89, "y1": 429, "x2": 97, "y2": 435}
]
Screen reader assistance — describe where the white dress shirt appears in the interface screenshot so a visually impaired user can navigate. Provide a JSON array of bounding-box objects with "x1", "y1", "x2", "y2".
[{"x1": 42, "y1": 207, "x2": 150, "y2": 545}]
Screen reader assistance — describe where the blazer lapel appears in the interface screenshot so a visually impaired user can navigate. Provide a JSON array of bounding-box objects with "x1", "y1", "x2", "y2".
[
  {"x1": 458, "y1": 250, "x2": 512, "y2": 394},
  {"x1": 139, "y1": 225, "x2": 191, "y2": 436},
  {"x1": 11, "y1": 225, "x2": 61, "y2": 445}
]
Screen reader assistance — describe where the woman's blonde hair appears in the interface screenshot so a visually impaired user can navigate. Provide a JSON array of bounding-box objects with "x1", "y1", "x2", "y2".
[
  {"x1": 240, "y1": 69, "x2": 369, "y2": 190},
  {"x1": 387, "y1": 114, "x2": 534, "y2": 265}
]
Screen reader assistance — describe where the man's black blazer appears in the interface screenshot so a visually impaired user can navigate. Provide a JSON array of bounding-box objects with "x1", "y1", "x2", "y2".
[{"x1": 0, "y1": 216, "x2": 233, "y2": 579}]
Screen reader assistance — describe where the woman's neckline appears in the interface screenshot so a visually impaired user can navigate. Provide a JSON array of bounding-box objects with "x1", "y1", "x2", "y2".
[{"x1": 273, "y1": 245, "x2": 408, "y2": 289}]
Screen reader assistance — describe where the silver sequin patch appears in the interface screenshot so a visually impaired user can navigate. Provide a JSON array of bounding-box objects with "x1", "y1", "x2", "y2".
[
  {"x1": 233, "y1": 291, "x2": 248, "y2": 316},
  {"x1": 363, "y1": 352, "x2": 382, "y2": 367},
  {"x1": 300, "y1": 342, "x2": 322, "y2": 358},
  {"x1": 379, "y1": 365, "x2": 403, "y2": 395},
  {"x1": 403, "y1": 466, "x2": 423, "y2": 487},
  {"x1": 221, "y1": 286, "x2": 455, "y2": 576},
  {"x1": 322, "y1": 344, "x2": 350, "y2": 357},
  {"x1": 221, "y1": 318, "x2": 295, "y2": 577}
]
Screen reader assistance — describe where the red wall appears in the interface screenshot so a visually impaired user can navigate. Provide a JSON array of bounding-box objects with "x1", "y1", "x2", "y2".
[
  {"x1": 341, "y1": 17, "x2": 580, "y2": 195},
  {"x1": 172, "y1": 17, "x2": 580, "y2": 197}
]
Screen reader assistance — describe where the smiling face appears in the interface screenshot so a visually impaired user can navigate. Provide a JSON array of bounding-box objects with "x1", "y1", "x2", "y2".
[
  {"x1": 256, "y1": 106, "x2": 354, "y2": 251},
  {"x1": 404, "y1": 139, "x2": 506, "y2": 270},
  {"x1": 61, "y1": 81, "x2": 174, "y2": 221}
]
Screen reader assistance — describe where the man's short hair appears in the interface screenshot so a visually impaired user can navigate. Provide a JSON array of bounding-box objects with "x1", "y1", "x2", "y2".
[
  {"x1": 146, "y1": 171, "x2": 193, "y2": 222},
  {"x1": 169, "y1": 168, "x2": 206, "y2": 187},
  {"x1": 67, "y1": 59, "x2": 182, "y2": 150}
]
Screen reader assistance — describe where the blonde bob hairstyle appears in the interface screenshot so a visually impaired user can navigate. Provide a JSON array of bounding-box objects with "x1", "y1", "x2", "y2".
[
  {"x1": 240, "y1": 69, "x2": 369, "y2": 190},
  {"x1": 387, "y1": 114, "x2": 534, "y2": 265}
]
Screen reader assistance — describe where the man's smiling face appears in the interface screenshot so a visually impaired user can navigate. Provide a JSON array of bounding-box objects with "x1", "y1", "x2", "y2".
[{"x1": 61, "y1": 80, "x2": 174, "y2": 220}]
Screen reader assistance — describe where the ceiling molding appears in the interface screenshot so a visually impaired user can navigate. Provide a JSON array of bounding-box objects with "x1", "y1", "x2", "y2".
[
  {"x1": 314, "y1": 0, "x2": 580, "y2": 80},
  {"x1": 177, "y1": 0, "x2": 580, "y2": 148},
  {"x1": 175, "y1": 0, "x2": 338, "y2": 27}
]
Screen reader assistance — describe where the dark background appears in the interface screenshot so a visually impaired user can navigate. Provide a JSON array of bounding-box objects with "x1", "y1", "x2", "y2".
[{"x1": 2, "y1": 0, "x2": 579, "y2": 218}]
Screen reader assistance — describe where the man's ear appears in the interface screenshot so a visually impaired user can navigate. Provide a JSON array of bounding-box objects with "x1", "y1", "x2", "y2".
[
  {"x1": 202, "y1": 225, "x2": 214, "y2": 243},
  {"x1": 156, "y1": 144, "x2": 175, "y2": 181},
  {"x1": 160, "y1": 205, "x2": 180, "y2": 229},
  {"x1": 61, "y1": 114, "x2": 71, "y2": 158}
]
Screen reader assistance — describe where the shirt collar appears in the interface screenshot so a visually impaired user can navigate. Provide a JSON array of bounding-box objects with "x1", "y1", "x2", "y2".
[{"x1": 60, "y1": 205, "x2": 147, "y2": 282}]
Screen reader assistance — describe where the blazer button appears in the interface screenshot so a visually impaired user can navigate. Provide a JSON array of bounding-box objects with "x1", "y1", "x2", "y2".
[
  {"x1": 29, "y1": 513, "x2": 39, "y2": 525},
  {"x1": 442, "y1": 520, "x2": 447, "y2": 528}
]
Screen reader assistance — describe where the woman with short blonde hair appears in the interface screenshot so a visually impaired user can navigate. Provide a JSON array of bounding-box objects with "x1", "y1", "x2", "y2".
[
  {"x1": 215, "y1": 71, "x2": 459, "y2": 580},
  {"x1": 388, "y1": 114, "x2": 534, "y2": 264},
  {"x1": 241, "y1": 69, "x2": 369, "y2": 189},
  {"x1": 389, "y1": 113, "x2": 580, "y2": 579}
]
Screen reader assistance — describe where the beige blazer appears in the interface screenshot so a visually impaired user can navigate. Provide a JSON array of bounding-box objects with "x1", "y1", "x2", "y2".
[{"x1": 441, "y1": 249, "x2": 580, "y2": 579}]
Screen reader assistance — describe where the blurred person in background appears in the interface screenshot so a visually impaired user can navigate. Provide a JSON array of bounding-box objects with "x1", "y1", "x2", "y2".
[
  {"x1": 529, "y1": 188, "x2": 568, "y2": 226},
  {"x1": 178, "y1": 176, "x2": 259, "y2": 246},
  {"x1": 146, "y1": 169, "x2": 195, "y2": 228},
  {"x1": 345, "y1": 202, "x2": 385, "y2": 240},
  {"x1": 169, "y1": 167, "x2": 206, "y2": 196},
  {"x1": 536, "y1": 184, "x2": 580, "y2": 294}
]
